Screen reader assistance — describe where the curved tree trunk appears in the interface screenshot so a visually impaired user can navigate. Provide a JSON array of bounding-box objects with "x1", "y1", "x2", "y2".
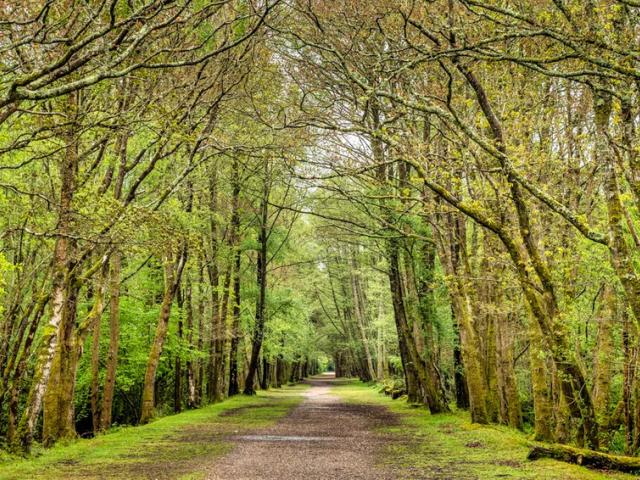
[{"x1": 140, "y1": 248, "x2": 187, "y2": 424}]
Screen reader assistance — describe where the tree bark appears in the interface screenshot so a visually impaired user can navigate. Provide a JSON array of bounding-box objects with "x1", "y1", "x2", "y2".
[
  {"x1": 140, "y1": 248, "x2": 187, "y2": 424},
  {"x1": 228, "y1": 248, "x2": 242, "y2": 396},
  {"x1": 99, "y1": 252, "x2": 121, "y2": 430},
  {"x1": 16, "y1": 93, "x2": 79, "y2": 451},
  {"x1": 244, "y1": 165, "x2": 269, "y2": 395}
]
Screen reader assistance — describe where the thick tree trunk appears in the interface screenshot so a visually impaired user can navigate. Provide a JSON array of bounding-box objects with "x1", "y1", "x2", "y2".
[
  {"x1": 592, "y1": 285, "x2": 616, "y2": 431},
  {"x1": 15, "y1": 96, "x2": 79, "y2": 451},
  {"x1": 495, "y1": 313, "x2": 522, "y2": 429},
  {"x1": 387, "y1": 236, "x2": 447, "y2": 411},
  {"x1": 530, "y1": 321, "x2": 554, "y2": 442},
  {"x1": 413, "y1": 237, "x2": 450, "y2": 413},
  {"x1": 436, "y1": 215, "x2": 488, "y2": 423},
  {"x1": 43, "y1": 279, "x2": 81, "y2": 446},
  {"x1": 449, "y1": 284, "x2": 489, "y2": 424},
  {"x1": 45, "y1": 259, "x2": 107, "y2": 446}
]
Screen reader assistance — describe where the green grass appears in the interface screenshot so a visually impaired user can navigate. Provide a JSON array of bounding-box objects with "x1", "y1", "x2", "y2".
[
  {"x1": 0, "y1": 384, "x2": 308, "y2": 480},
  {"x1": 332, "y1": 381, "x2": 635, "y2": 480}
]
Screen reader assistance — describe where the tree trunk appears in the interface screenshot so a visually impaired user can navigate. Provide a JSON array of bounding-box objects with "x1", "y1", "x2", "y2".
[
  {"x1": 592, "y1": 285, "x2": 616, "y2": 432},
  {"x1": 100, "y1": 252, "x2": 121, "y2": 431},
  {"x1": 140, "y1": 248, "x2": 187, "y2": 424},
  {"x1": 174, "y1": 287, "x2": 184, "y2": 413},
  {"x1": 185, "y1": 276, "x2": 197, "y2": 409},
  {"x1": 528, "y1": 444, "x2": 640, "y2": 474},
  {"x1": 16, "y1": 95, "x2": 79, "y2": 451},
  {"x1": 206, "y1": 163, "x2": 220, "y2": 403},
  {"x1": 495, "y1": 312, "x2": 522, "y2": 429},
  {"x1": 228, "y1": 248, "x2": 242, "y2": 396},
  {"x1": 260, "y1": 355, "x2": 270, "y2": 390},
  {"x1": 244, "y1": 167, "x2": 269, "y2": 395},
  {"x1": 530, "y1": 321, "x2": 554, "y2": 442},
  {"x1": 452, "y1": 314, "x2": 470, "y2": 410},
  {"x1": 436, "y1": 215, "x2": 488, "y2": 423},
  {"x1": 90, "y1": 291, "x2": 102, "y2": 433},
  {"x1": 350, "y1": 254, "x2": 375, "y2": 381}
]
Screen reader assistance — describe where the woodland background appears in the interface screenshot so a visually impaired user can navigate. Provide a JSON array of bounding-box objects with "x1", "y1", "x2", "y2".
[{"x1": 1, "y1": 0, "x2": 639, "y2": 460}]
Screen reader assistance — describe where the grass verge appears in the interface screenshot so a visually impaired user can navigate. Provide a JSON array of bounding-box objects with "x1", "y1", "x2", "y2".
[
  {"x1": 332, "y1": 381, "x2": 635, "y2": 480},
  {"x1": 0, "y1": 384, "x2": 308, "y2": 480}
]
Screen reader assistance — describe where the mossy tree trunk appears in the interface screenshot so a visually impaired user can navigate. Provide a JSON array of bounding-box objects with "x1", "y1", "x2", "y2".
[{"x1": 15, "y1": 94, "x2": 80, "y2": 452}]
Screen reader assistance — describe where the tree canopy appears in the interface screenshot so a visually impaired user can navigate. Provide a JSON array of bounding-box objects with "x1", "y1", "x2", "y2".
[{"x1": 2, "y1": 0, "x2": 640, "y2": 460}]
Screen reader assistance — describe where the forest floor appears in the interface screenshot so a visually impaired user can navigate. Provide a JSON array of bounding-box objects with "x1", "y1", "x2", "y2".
[{"x1": 0, "y1": 375, "x2": 636, "y2": 480}]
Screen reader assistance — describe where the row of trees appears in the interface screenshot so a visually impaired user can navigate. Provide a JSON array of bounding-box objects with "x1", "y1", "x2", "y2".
[
  {"x1": 275, "y1": 0, "x2": 640, "y2": 455},
  {"x1": 0, "y1": 0, "x2": 326, "y2": 453},
  {"x1": 3, "y1": 0, "x2": 640, "y2": 461}
]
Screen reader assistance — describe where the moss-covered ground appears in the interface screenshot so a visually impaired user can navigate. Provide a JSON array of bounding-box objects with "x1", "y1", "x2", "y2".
[
  {"x1": 0, "y1": 385, "x2": 307, "y2": 480},
  {"x1": 4, "y1": 379, "x2": 637, "y2": 480}
]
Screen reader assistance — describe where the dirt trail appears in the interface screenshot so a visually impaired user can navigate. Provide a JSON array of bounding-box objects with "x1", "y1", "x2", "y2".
[{"x1": 205, "y1": 373, "x2": 397, "y2": 480}]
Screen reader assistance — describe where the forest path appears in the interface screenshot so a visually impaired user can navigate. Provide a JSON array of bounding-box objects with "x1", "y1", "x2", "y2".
[{"x1": 205, "y1": 373, "x2": 398, "y2": 480}]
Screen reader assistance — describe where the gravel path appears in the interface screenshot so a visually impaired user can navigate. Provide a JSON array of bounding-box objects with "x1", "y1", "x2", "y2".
[{"x1": 205, "y1": 374, "x2": 397, "y2": 480}]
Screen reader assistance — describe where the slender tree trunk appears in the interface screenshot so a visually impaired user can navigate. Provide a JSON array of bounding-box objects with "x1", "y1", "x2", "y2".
[
  {"x1": 185, "y1": 276, "x2": 197, "y2": 409},
  {"x1": 100, "y1": 252, "x2": 121, "y2": 430},
  {"x1": 98, "y1": 120, "x2": 129, "y2": 430},
  {"x1": 622, "y1": 308, "x2": 635, "y2": 453},
  {"x1": 350, "y1": 254, "x2": 375, "y2": 381},
  {"x1": 228, "y1": 249, "x2": 242, "y2": 396},
  {"x1": 174, "y1": 288, "x2": 184, "y2": 413},
  {"x1": 260, "y1": 356, "x2": 270, "y2": 390},
  {"x1": 140, "y1": 248, "x2": 187, "y2": 424},
  {"x1": 207, "y1": 164, "x2": 220, "y2": 403},
  {"x1": 196, "y1": 267, "x2": 206, "y2": 405},
  {"x1": 244, "y1": 165, "x2": 269, "y2": 395},
  {"x1": 90, "y1": 297, "x2": 102, "y2": 433},
  {"x1": 5, "y1": 295, "x2": 47, "y2": 445},
  {"x1": 227, "y1": 157, "x2": 242, "y2": 396}
]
